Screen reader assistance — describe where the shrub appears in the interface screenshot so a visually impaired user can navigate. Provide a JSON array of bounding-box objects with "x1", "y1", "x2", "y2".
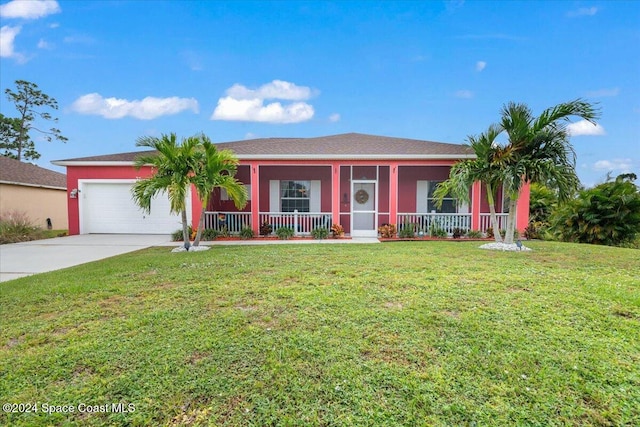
[
  {"x1": 330, "y1": 223, "x2": 344, "y2": 237},
  {"x1": 240, "y1": 226, "x2": 255, "y2": 240},
  {"x1": 524, "y1": 221, "x2": 548, "y2": 240},
  {"x1": 398, "y1": 222, "x2": 416, "y2": 238},
  {"x1": 550, "y1": 173, "x2": 640, "y2": 247},
  {"x1": 171, "y1": 229, "x2": 183, "y2": 241},
  {"x1": 311, "y1": 227, "x2": 329, "y2": 240},
  {"x1": 466, "y1": 229, "x2": 483, "y2": 238},
  {"x1": 275, "y1": 226, "x2": 294, "y2": 240},
  {"x1": 452, "y1": 227, "x2": 466, "y2": 239},
  {"x1": 171, "y1": 226, "x2": 194, "y2": 242},
  {"x1": 429, "y1": 221, "x2": 447, "y2": 238},
  {"x1": 0, "y1": 211, "x2": 44, "y2": 244},
  {"x1": 485, "y1": 227, "x2": 508, "y2": 239},
  {"x1": 260, "y1": 221, "x2": 273, "y2": 236},
  {"x1": 201, "y1": 228, "x2": 220, "y2": 241},
  {"x1": 378, "y1": 223, "x2": 397, "y2": 238}
]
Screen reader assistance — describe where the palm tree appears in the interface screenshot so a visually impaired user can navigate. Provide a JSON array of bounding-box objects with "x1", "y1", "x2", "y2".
[
  {"x1": 132, "y1": 133, "x2": 199, "y2": 249},
  {"x1": 191, "y1": 135, "x2": 248, "y2": 246},
  {"x1": 497, "y1": 99, "x2": 599, "y2": 243},
  {"x1": 435, "y1": 99, "x2": 599, "y2": 245},
  {"x1": 433, "y1": 124, "x2": 506, "y2": 243}
]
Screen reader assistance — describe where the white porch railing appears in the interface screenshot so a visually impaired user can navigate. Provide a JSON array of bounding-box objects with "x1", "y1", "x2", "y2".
[
  {"x1": 259, "y1": 211, "x2": 332, "y2": 235},
  {"x1": 479, "y1": 213, "x2": 509, "y2": 232},
  {"x1": 204, "y1": 211, "x2": 252, "y2": 234},
  {"x1": 397, "y1": 213, "x2": 472, "y2": 235}
]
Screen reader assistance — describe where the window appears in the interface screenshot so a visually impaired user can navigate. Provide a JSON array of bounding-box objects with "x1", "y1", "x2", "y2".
[
  {"x1": 502, "y1": 186, "x2": 510, "y2": 213},
  {"x1": 427, "y1": 180, "x2": 457, "y2": 213},
  {"x1": 280, "y1": 180, "x2": 310, "y2": 212},
  {"x1": 220, "y1": 185, "x2": 251, "y2": 201}
]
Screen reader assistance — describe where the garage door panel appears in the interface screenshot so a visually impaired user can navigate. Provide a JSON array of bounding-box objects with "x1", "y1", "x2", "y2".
[{"x1": 82, "y1": 182, "x2": 188, "y2": 234}]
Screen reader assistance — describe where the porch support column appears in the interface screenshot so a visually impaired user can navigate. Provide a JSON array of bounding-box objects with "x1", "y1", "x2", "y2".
[
  {"x1": 471, "y1": 180, "x2": 482, "y2": 230},
  {"x1": 516, "y1": 181, "x2": 531, "y2": 234},
  {"x1": 331, "y1": 162, "x2": 340, "y2": 226},
  {"x1": 389, "y1": 163, "x2": 399, "y2": 225},
  {"x1": 250, "y1": 162, "x2": 260, "y2": 234}
]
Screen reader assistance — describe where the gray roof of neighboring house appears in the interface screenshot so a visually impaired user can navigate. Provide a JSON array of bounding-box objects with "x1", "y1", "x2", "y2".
[
  {"x1": 0, "y1": 156, "x2": 66, "y2": 190},
  {"x1": 52, "y1": 133, "x2": 475, "y2": 164}
]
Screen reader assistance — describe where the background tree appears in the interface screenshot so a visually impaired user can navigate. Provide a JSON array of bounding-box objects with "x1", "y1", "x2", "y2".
[
  {"x1": 524, "y1": 183, "x2": 558, "y2": 239},
  {"x1": 132, "y1": 133, "x2": 199, "y2": 249},
  {"x1": 550, "y1": 173, "x2": 640, "y2": 247},
  {"x1": 1, "y1": 80, "x2": 68, "y2": 161},
  {"x1": 191, "y1": 135, "x2": 247, "y2": 246}
]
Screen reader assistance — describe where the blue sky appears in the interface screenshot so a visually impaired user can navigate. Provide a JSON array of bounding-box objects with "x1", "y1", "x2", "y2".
[{"x1": 1, "y1": 0, "x2": 638, "y2": 187}]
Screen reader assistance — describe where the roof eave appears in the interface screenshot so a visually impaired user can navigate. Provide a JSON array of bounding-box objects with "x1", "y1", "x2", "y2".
[
  {"x1": 0, "y1": 180, "x2": 66, "y2": 190},
  {"x1": 52, "y1": 154, "x2": 476, "y2": 166},
  {"x1": 51, "y1": 160, "x2": 139, "y2": 167}
]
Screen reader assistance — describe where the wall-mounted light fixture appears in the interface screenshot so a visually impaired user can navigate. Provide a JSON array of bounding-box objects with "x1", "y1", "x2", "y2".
[{"x1": 70, "y1": 188, "x2": 79, "y2": 198}]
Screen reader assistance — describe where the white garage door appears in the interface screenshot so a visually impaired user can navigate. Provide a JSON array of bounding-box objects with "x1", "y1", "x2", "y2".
[{"x1": 80, "y1": 181, "x2": 190, "y2": 234}]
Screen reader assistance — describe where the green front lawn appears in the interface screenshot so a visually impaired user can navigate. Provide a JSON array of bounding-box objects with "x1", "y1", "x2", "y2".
[{"x1": 1, "y1": 242, "x2": 638, "y2": 426}]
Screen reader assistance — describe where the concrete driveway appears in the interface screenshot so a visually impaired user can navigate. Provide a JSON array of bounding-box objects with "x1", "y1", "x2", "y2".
[{"x1": 0, "y1": 234, "x2": 172, "y2": 282}]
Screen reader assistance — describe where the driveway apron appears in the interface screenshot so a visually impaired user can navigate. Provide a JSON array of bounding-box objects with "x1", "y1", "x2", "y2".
[{"x1": 0, "y1": 234, "x2": 172, "y2": 282}]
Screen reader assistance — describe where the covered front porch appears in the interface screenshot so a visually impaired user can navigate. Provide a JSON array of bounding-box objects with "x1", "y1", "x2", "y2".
[{"x1": 199, "y1": 162, "x2": 528, "y2": 237}]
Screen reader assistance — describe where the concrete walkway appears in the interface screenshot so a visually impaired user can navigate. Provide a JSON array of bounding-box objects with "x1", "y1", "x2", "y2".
[{"x1": 0, "y1": 234, "x2": 379, "y2": 282}]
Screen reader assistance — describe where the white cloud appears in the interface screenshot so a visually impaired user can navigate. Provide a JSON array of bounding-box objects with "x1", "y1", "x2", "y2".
[
  {"x1": 585, "y1": 87, "x2": 619, "y2": 97},
  {"x1": 454, "y1": 90, "x2": 474, "y2": 99},
  {"x1": 567, "y1": 7, "x2": 598, "y2": 17},
  {"x1": 212, "y1": 97, "x2": 314, "y2": 123},
  {"x1": 593, "y1": 159, "x2": 633, "y2": 173},
  {"x1": 244, "y1": 132, "x2": 257, "y2": 140},
  {"x1": 0, "y1": 0, "x2": 61, "y2": 19},
  {"x1": 70, "y1": 93, "x2": 199, "y2": 120},
  {"x1": 226, "y1": 80, "x2": 315, "y2": 101},
  {"x1": 63, "y1": 34, "x2": 94, "y2": 44},
  {"x1": 329, "y1": 113, "x2": 341, "y2": 122},
  {"x1": 566, "y1": 120, "x2": 606, "y2": 136},
  {"x1": 476, "y1": 61, "x2": 486, "y2": 72},
  {"x1": 0, "y1": 25, "x2": 21, "y2": 58},
  {"x1": 212, "y1": 80, "x2": 316, "y2": 123},
  {"x1": 37, "y1": 38, "x2": 52, "y2": 49}
]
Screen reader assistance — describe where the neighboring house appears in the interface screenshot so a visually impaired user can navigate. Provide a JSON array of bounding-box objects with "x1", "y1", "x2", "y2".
[
  {"x1": 0, "y1": 156, "x2": 68, "y2": 230},
  {"x1": 52, "y1": 133, "x2": 530, "y2": 236}
]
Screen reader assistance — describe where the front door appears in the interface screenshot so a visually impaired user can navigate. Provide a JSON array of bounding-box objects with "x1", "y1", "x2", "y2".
[{"x1": 351, "y1": 181, "x2": 377, "y2": 237}]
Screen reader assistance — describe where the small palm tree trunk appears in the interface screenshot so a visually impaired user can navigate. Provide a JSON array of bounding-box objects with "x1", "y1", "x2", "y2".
[
  {"x1": 181, "y1": 210, "x2": 190, "y2": 249},
  {"x1": 504, "y1": 198, "x2": 518, "y2": 244},
  {"x1": 486, "y1": 183, "x2": 503, "y2": 243},
  {"x1": 193, "y1": 207, "x2": 206, "y2": 246}
]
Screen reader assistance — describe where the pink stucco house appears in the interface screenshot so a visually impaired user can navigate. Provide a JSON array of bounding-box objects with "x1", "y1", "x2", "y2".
[{"x1": 53, "y1": 133, "x2": 530, "y2": 237}]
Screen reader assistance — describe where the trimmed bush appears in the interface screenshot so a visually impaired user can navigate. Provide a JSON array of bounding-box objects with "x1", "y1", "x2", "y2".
[
  {"x1": 466, "y1": 229, "x2": 483, "y2": 238},
  {"x1": 330, "y1": 223, "x2": 344, "y2": 237},
  {"x1": 260, "y1": 221, "x2": 273, "y2": 236},
  {"x1": 311, "y1": 227, "x2": 329, "y2": 240},
  {"x1": 240, "y1": 226, "x2": 255, "y2": 240},
  {"x1": 201, "y1": 228, "x2": 220, "y2": 241},
  {"x1": 378, "y1": 223, "x2": 397, "y2": 238},
  {"x1": 398, "y1": 223, "x2": 416, "y2": 238},
  {"x1": 452, "y1": 227, "x2": 466, "y2": 239},
  {"x1": 275, "y1": 226, "x2": 294, "y2": 240}
]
